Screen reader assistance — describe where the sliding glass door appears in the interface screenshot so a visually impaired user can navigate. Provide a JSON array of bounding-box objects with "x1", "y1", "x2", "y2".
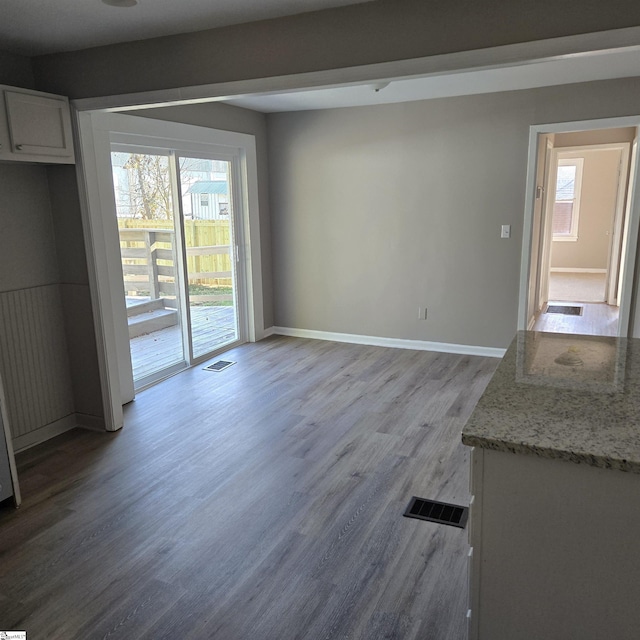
[
  {"x1": 109, "y1": 145, "x2": 243, "y2": 389},
  {"x1": 111, "y1": 149, "x2": 186, "y2": 384},
  {"x1": 178, "y1": 155, "x2": 239, "y2": 360}
]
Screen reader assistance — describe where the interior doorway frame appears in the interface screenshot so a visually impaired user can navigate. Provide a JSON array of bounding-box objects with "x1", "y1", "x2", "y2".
[
  {"x1": 75, "y1": 111, "x2": 264, "y2": 431},
  {"x1": 518, "y1": 116, "x2": 640, "y2": 336}
]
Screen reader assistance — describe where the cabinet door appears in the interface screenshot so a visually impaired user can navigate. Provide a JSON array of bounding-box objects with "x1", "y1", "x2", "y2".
[{"x1": 5, "y1": 90, "x2": 74, "y2": 161}]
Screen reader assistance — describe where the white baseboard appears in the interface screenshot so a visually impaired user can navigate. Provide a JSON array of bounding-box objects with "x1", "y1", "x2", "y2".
[
  {"x1": 272, "y1": 326, "x2": 506, "y2": 358},
  {"x1": 13, "y1": 414, "x2": 77, "y2": 453},
  {"x1": 262, "y1": 326, "x2": 276, "y2": 338},
  {"x1": 550, "y1": 267, "x2": 607, "y2": 273},
  {"x1": 12, "y1": 412, "x2": 107, "y2": 452}
]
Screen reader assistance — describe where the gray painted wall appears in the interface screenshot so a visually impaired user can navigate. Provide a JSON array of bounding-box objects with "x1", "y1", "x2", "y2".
[
  {"x1": 0, "y1": 49, "x2": 34, "y2": 88},
  {"x1": 131, "y1": 103, "x2": 274, "y2": 328},
  {"x1": 0, "y1": 164, "x2": 59, "y2": 291},
  {"x1": 31, "y1": 0, "x2": 640, "y2": 99},
  {"x1": 268, "y1": 77, "x2": 640, "y2": 349},
  {"x1": 47, "y1": 165, "x2": 104, "y2": 419}
]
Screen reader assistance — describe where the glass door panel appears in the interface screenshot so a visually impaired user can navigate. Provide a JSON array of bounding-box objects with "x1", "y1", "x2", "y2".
[
  {"x1": 179, "y1": 156, "x2": 239, "y2": 359},
  {"x1": 110, "y1": 150, "x2": 187, "y2": 385}
]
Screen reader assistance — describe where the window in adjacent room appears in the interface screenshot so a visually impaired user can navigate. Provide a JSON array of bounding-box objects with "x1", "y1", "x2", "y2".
[{"x1": 552, "y1": 157, "x2": 584, "y2": 241}]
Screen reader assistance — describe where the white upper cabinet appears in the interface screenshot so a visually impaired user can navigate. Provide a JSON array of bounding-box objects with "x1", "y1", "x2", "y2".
[{"x1": 0, "y1": 86, "x2": 75, "y2": 164}]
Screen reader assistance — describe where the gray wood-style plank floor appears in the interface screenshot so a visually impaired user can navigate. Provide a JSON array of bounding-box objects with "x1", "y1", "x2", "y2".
[{"x1": 0, "y1": 337, "x2": 498, "y2": 640}]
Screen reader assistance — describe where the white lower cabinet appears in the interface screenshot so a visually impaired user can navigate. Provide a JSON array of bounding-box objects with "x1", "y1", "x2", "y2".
[{"x1": 467, "y1": 447, "x2": 640, "y2": 640}]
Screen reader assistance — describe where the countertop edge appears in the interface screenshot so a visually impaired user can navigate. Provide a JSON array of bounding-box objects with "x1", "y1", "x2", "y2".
[{"x1": 461, "y1": 433, "x2": 640, "y2": 474}]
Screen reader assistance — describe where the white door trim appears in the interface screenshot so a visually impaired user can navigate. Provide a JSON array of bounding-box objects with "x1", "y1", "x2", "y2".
[
  {"x1": 519, "y1": 117, "x2": 640, "y2": 336},
  {"x1": 593, "y1": 144, "x2": 631, "y2": 304},
  {"x1": 537, "y1": 145, "x2": 560, "y2": 312},
  {"x1": 526, "y1": 136, "x2": 553, "y2": 329},
  {"x1": 622, "y1": 140, "x2": 638, "y2": 327},
  {"x1": 75, "y1": 111, "x2": 126, "y2": 429},
  {"x1": 75, "y1": 112, "x2": 263, "y2": 430}
]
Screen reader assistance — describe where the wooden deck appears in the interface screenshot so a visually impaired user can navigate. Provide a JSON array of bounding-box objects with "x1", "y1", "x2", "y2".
[{"x1": 130, "y1": 306, "x2": 237, "y2": 381}]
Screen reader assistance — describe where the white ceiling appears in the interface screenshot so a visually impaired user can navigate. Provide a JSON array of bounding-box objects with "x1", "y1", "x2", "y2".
[
  {"x1": 0, "y1": 0, "x2": 376, "y2": 56},
  {"x1": 222, "y1": 47, "x2": 640, "y2": 112}
]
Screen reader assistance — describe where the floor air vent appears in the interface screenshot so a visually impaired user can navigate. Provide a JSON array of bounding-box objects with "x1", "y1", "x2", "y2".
[
  {"x1": 403, "y1": 496, "x2": 468, "y2": 528},
  {"x1": 204, "y1": 360, "x2": 236, "y2": 372},
  {"x1": 545, "y1": 305, "x2": 583, "y2": 316}
]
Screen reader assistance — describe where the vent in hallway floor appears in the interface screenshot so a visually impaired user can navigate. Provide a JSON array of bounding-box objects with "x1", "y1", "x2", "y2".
[
  {"x1": 545, "y1": 305, "x2": 583, "y2": 316},
  {"x1": 204, "y1": 360, "x2": 236, "y2": 372},
  {"x1": 403, "y1": 496, "x2": 468, "y2": 528}
]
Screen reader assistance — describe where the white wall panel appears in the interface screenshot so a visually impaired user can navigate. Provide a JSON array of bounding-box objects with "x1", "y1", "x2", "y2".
[{"x1": 0, "y1": 284, "x2": 74, "y2": 440}]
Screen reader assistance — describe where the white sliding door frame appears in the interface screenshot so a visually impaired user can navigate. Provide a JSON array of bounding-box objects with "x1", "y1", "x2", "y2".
[
  {"x1": 172, "y1": 147, "x2": 250, "y2": 365},
  {"x1": 75, "y1": 112, "x2": 263, "y2": 430}
]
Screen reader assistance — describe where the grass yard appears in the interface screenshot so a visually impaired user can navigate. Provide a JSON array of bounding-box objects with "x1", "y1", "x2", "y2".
[{"x1": 189, "y1": 283, "x2": 234, "y2": 306}]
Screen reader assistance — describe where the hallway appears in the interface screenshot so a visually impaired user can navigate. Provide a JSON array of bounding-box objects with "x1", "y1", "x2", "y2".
[
  {"x1": 548, "y1": 272, "x2": 606, "y2": 303},
  {"x1": 533, "y1": 301, "x2": 619, "y2": 336}
]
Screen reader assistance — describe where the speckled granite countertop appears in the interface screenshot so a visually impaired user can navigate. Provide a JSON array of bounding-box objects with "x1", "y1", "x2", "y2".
[{"x1": 462, "y1": 331, "x2": 640, "y2": 473}]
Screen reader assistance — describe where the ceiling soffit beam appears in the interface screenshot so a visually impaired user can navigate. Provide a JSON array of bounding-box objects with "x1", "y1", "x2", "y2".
[{"x1": 72, "y1": 26, "x2": 640, "y2": 112}]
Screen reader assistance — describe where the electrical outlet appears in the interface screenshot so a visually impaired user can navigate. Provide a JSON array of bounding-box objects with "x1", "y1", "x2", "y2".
[{"x1": 418, "y1": 307, "x2": 428, "y2": 320}]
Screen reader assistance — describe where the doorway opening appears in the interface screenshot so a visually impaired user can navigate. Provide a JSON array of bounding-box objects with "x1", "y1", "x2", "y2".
[
  {"x1": 76, "y1": 111, "x2": 263, "y2": 425},
  {"x1": 522, "y1": 123, "x2": 640, "y2": 338}
]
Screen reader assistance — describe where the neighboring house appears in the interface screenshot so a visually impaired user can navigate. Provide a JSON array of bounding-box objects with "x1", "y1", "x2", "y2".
[
  {"x1": 110, "y1": 152, "x2": 229, "y2": 221},
  {"x1": 185, "y1": 181, "x2": 230, "y2": 220}
]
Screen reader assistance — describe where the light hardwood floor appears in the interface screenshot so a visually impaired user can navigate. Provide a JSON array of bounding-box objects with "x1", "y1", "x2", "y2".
[
  {"x1": 0, "y1": 337, "x2": 498, "y2": 639},
  {"x1": 533, "y1": 302, "x2": 619, "y2": 336}
]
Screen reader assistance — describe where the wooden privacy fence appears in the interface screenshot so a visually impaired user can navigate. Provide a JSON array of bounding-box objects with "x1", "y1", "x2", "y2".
[
  {"x1": 118, "y1": 221, "x2": 233, "y2": 304},
  {"x1": 120, "y1": 228, "x2": 177, "y2": 298},
  {"x1": 181, "y1": 220, "x2": 231, "y2": 284},
  {"x1": 119, "y1": 219, "x2": 232, "y2": 285}
]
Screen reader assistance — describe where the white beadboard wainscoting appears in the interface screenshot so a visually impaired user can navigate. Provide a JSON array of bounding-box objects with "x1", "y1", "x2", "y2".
[{"x1": 0, "y1": 284, "x2": 76, "y2": 451}]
